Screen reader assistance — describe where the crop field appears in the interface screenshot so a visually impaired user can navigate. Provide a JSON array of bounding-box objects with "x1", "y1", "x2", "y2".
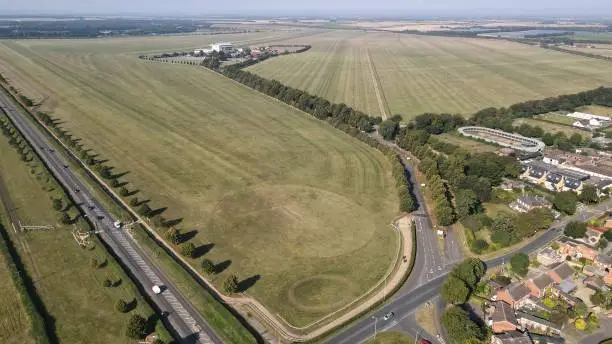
[
  {"x1": 563, "y1": 32, "x2": 612, "y2": 43},
  {"x1": 437, "y1": 133, "x2": 498, "y2": 152},
  {"x1": 0, "y1": 33, "x2": 398, "y2": 326},
  {"x1": 578, "y1": 105, "x2": 612, "y2": 117},
  {"x1": 247, "y1": 30, "x2": 612, "y2": 119},
  {"x1": 0, "y1": 228, "x2": 34, "y2": 344},
  {"x1": 0, "y1": 117, "x2": 161, "y2": 343},
  {"x1": 536, "y1": 112, "x2": 577, "y2": 125},
  {"x1": 563, "y1": 44, "x2": 612, "y2": 58}
]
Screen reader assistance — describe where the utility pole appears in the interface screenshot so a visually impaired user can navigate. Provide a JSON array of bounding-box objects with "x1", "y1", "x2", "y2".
[{"x1": 414, "y1": 330, "x2": 420, "y2": 344}]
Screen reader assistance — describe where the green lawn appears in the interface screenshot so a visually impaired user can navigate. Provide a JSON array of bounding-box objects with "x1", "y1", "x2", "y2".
[
  {"x1": 248, "y1": 30, "x2": 612, "y2": 119},
  {"x1": 0, "y1": 117, "x2": 165, "y2": 344},
  {"x1": 437, "y1": 133, "x2": 498, "y2": 152},
  {"x1": 365, "y1": 331, "x2": 413, "y2": 344},
  {"x1": 537, "y1": 112, "x2": 577, "y2": 125},
  {"x1": 0, "y1": 34, "x2": 398, "y2": 326},
  {"x1": 514, "y1": 118, "x2": 591, "y2": 138}
]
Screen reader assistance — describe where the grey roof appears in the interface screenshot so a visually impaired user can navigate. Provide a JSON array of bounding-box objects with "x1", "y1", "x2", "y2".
[
  {"x1": 546, "y1": 172, "x2": 562, "y2": 183},
  {"x1": 555, "y1": 279, "x2": 577, "y2": 294},
  {"x1": 531, "y1": 273, "x2": 554, "y2": 290},
  {"x1": 595, "y1": 179, "x2": 612, "y2": 189},
  {"x1": 493, "y1": 331, "x2": 533, "y2": 344},
  {"x1": 529, "y1": 168, "x2": 546, "y2": 178},
  {"x1": 596, "y1": 254, "x2": 612, "y2": 266},
  {"x1": 550, "y1": 262, "x2": 575, "y2": 280},
  {"x1": 564, "y1": 177, "x2": 582, "y2": 190},
  {"x1": 519, "y1": 195, "x2": 551, "y2": 207},
  {"x1": 529, "y1": 334, "x2": 565, "y2": 344},
  {"x1": 506, "y1": 282, "x2": 531, "y2": 301},
  {"x1": 492, "y1": 301, "x2": 519, "y2": 326},
  {"x1": 584, "y1": 276, "x2": 606, "y2": 290},
  {"x1": 557, "y1": 169, "x2": 590, "y2": 181},
  {"x1": 516, "y1": 311, "x2": 562, "y2": 330}
]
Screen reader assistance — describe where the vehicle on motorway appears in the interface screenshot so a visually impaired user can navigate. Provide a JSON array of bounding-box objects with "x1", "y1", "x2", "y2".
[
  {"x1": 152, "y1": 285, "x2": 162, "y2": 294},
  {"x1": 420, "y1": 339, "x2": 432, "y2": 344},
  {"x1": 113, "y1": 220, "x2": 122, "y2": 228},
  {"x1": 383, "y1": 312, "x2": 394, "y2": 321},
  {"x1": 74, "y1": 186, "x2": 80, "y2": 192},
  {"x1": 48, "y1": 148, "x2": 54, "y2": 152}
]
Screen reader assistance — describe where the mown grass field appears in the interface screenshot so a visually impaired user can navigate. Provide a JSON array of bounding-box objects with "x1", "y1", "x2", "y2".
[
  {"x1": 0, "y1": 229, "x2": 34, "y2": 344},
  {"x1": 247, "y1": 31, "x2": 612, "y2": 119},
  {"x1": 564, "y1": 44, "x2": 612, "y2": 58},
  {"x1": 0, "y1": 33, "x2": 398, "y2": 326},
  {"x1": 0, "y1": 120, "x2": 164, "y2": 343},
  {"x1": 437, "y1": 133, "x2": 498, "y2": 152},
  {"x1": 514, "y1": 118, "x2": 592, "y2": 138}
]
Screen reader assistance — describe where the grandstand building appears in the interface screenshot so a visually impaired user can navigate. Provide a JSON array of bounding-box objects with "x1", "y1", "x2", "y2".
[{"x1": 458, "y1": 126, "x2": 546, "y2": 153}]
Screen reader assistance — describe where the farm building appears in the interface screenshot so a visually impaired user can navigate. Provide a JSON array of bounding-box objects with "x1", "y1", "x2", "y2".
[{"x1": 567, "y1": 112, "x2": 610, "y2": 122}]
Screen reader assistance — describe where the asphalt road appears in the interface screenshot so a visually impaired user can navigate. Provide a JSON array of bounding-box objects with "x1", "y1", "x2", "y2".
[
  {"x1": 330, "y1": 135, "x2": 612, "y2": 344},
  {"x1": 0, "y1": 92, "x2": 222, "y2": 344}
]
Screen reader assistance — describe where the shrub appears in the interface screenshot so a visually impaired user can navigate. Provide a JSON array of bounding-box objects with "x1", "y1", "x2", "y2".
[
  {"x1": 223, "y1": 274, "x2": 239, "y2": 294},
  {"x1": 125, "y1": 314, "x2": 148, "y2": 339},
  {"x1": 129, "y1": 197, "x2": 139, "y2": 207},
  {"x1": 116, "y1": 299, "x2": 129, "y2": 313},
  {"x1": 103, "y1": 279, "x2": 112, "y2": 287},
  {"x1": 180, "y1": 242, "x2": 196, "y2": 258},
  {"x1": 510, "y1": 253, "x2": 530, "y2": 276},
  {"x1": 575, "y1": 318, "x2": 586, "y2": 331},
  {"x1": 470, "y1": 239, "x2": 489, "y2": 254},
  {"x1": 201, "y1": 259, "x2": 215, "y2": 275}
]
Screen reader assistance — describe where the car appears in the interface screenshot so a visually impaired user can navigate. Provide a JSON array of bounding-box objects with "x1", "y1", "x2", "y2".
[
  {"x1": 63, "y1": 164, "x2": 69, "y2": 168},
  {"x1": 383, "y1": 312, "x2": 394, "y2": 321},
  {"x1": 48, "y1": 148, "x2": 54, "y2": 152},
  {"x1": 420, "y1": 339, "x2": 432, "y2": 344}
]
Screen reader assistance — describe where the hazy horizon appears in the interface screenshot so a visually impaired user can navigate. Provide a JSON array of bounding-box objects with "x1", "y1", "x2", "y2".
[{"x1": 1, "y1": 0, "x2": 612, "y2": 18}]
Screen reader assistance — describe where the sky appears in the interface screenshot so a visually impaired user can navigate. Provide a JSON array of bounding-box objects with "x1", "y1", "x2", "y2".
[{"x1": 1, "y1": 0, "x2": 612, "y2": 17}]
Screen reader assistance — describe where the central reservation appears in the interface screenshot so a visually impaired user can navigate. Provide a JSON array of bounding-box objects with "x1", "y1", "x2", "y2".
[{"x1": 0, "y1": 32, "x2": 399, "y2": 326}]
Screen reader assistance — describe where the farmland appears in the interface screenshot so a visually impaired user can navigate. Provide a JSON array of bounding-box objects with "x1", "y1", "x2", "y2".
[
  {"x1": 247, "y1": 30, "x2": 612, "y2": 119},
  {"x1": 0, "y1": 32, "x2": 398, "y2": 326},
  {"x1": 513, "y1": 118, "x2": 592, "y2": 138},
  {"x1": 0, "y1": 118, "x2": 163, "y2": 343},
  {"x1": 0, "y1": 223, "x2": 34, "y2": 344},
  {"x1": 563, "y1": 44, "x2": 612, "y2": 58}
]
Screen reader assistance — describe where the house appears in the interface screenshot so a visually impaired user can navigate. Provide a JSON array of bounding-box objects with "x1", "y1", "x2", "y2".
[
  {"x1": 210, "y1": 42, "x2": 233, "y2": 53},
  {"x1": 555, "y1": 279, "x2": 577, "y2": 294},
  {"x1": 516, "y1": 311, "x2": 563, "y2": 335},
  {"x1": 547, "y1": 262, "x2": 575, "y2": 283},
  {"x1": 567, "y1": 112, "x2": 610, "y2": 122},
  {"x1": 491, "y1": 331, "x2": 533, "y2": 344},
  {"x1": 551, "y1": 288, "x2": 581, "y2": 306},
  {"x1": 572, "y1": 120, "x2": 588, "y2": 129},
  {"x1": 545, "y1": 172, "x2": 564, "y2": 191},
  {"x1": 509, "y1": 195, "x2": 552, "y2": 213},
  {"x1": 528, "y1": 333, "x2": 565, "y2": 344},
  {"x1": 557, "y1": 237, "x2": 598, "y2": 261},
  {"x1": 496, "y1": 283, "x2": 532, "y2": 308},
  {"x1": 595, "y1": 254, "x2": 612, "y2": 270},
  {"x1": 537, "y1": 248, "x2": 564, "y2": 266},
  {"x1": 584, "y1": 276, "x2": 607, "y2": 291},
  {"x1": 585, "y1": 227, "x2": 604, "y2": 246},
  {"x1": 583, "y1": 265, "x2": 607, "y2": 277},
  {"x1": 488, "y1": 301, "x2": 521, "y2": 333},
  {"x1": 526, "y1": 273, "x2": 554, "y2": 298}
]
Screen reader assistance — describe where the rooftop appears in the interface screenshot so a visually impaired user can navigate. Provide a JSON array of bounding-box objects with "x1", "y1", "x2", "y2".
[
  {"x1": 549, "y1": 262, "x2": 575, "y2": 281},
  {"x1": 491, "y1": 301, "x2": 519, "y2": 326},
  {"x1": 556, "y1": 279, "x2": 577, "y2": 294},
  {"x1": 519, "y1": 195, "x2": 551, "y2": 207},
  {"x1": 531, "y1": 273, "x2": 554, "y2": 290},
  {"x1": 516, "y1": 311, "x2": 562, "y2": 330},
  {"x1": 505, "y1": 282, "x2": 531, "y2": 301},
  {"x1": 493, "y1": 331, "x2": 533, "y2": 344}
]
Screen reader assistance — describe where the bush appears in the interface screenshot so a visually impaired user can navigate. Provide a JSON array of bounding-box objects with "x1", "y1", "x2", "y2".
[
  {"x1": 57, "y1": 212, "x2": 71, "y2": 225},
  {"x1": 565, "y1": 221, "x2": 587, "y2": 239},
  {"x1": 165, "y1": 228, "x2": 181, "y2": 245},
  {"x1": 470, "y1": 239, "x2": 489, "y2": 254},
  {"x1": 119, "y1": 187, "x2": 130, "y2": 197},
  {"x1": 223, "y1": 274, "x2": 239, "y2": 294},
  {"x1": 129, "y1": 197, "x2": 139, "y2": 207},
  {"x1": 575, "y1": 318, "x2": 586, "y2": 331},
  {"x1": 116, "y1": 299, "x2": 129, "y2": 313},
  {"x1": 180, "y1": 242, "x2": 196, "y2": 258},
  {"x1": 491, "y1": 230, "x2": 512, "y2": 247},
  {"x1": 201, "y1": 259, "x2": 215, "y2": 275},
  {"x1": 103, "y1": 279, "x2": 112, "y2": 287},
  {"x1": 125, "y1": 314, "x2": 148, "y2": 339},
  {"x1": 52, "y1": 198, "x2": 63, "y2": 211}
]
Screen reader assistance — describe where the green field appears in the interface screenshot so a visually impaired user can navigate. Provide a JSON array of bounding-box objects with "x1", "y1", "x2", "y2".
[
  {"x1": 0, "y1": 118, "x2": 165, "y2": 343},
  {"x1": 563, "y1": 44, "x2": 612, "y2": 58},
  {"x1": 0, "y1": 34, "x2": 398, "y2": 326},
  {"x1": 247, "y1": 30, "x2": 612, "y2": 119},
  {"x1": 365, "y1": 331, "x2": 413, "y2": 344},
  {"x1": 0, "y1": 230, "x2": 34, "y2": 344},
  {"x1": 536, "y1": 112, "x2": 577, "y2": 125},
  {"x1": 514, "y1": 118, "x2": 591, "y2": 138},
  {"x1": 437, "y1": 133, "x2": 498, "y2": 152},
  {"x1": 563, "y1": 32, "x2": 612, "y2": 43}
]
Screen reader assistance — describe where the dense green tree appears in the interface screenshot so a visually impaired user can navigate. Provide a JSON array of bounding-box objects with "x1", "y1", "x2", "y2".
[
  {"x1": 57, "y1": 212, "x2": 71, "y2": 225},
  {"x1": 514, "y1": 208, "x2": 554, "y2": 237},
  {"x1": 435, "y1": 202, "x2": 455, "y2": 226},
  {"x1": 579, "y1": 184, "x2": 599, "y2": 204},
  {"x1": 125, "y1": 314, "x2": 148, "y2": 339},
  {"x1": 510, "y1": 252, "x2": 530, "y2": 276},
  {"x1": 129, "y1": 197, "x2": 139, "y2": 207},
  {"x1": 492, "y1": 214, "x2": 515, "y2": 233},
  {"x1": 165, "y1": 228, "x2": 181, "y2": 245},
  {"x1": 223, "y1": 274, "x2": 239, "y2": 294},
  {"x1": 138, "y1": 203, "x2": 151, "y2": 217},
  {"x1": 441, "y1": 275, "x2": 471, "y2": 304},
  {"x1": 119, "y1": 187, "x2": 130, "y2": 197},
  {"x1": 564, "y1": 221, "x2": 587, "y2": 239},
  {"x1": 379, "y1": 120, "x2": 399, "y2": 140},
  {"x1": 491, "y1": 230, "x2": 512, "y2": 247},
  {"x1": 554, "y1": 191, "x2": 577, "y2": 215},
  {"x1": 570, "y1": 133, "x2": 583, "y2": 146},
  {"x1": 454, "y1": 189, "x2": 479, "y2": 219},
  {"x1": 441, "y1": 306, "x2": 486, "y2": 344}
]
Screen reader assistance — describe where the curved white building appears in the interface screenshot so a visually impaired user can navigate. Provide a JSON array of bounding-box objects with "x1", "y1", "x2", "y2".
[{"x1": 458, "y1": 126, "x2": 546, "y2": 153}]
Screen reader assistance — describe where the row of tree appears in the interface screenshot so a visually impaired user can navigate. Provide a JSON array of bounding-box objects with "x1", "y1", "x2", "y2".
[{"x1": 440, "y1": 258, "x2": 488, "y2": 344}]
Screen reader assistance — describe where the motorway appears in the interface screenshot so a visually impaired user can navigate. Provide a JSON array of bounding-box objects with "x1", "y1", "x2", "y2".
[
  {"x1": 0, "y1": 91, "x2": 222, "y2": 344},
  {"x1": 329, "y1": 136, "x2": 612, "y2": 344}
]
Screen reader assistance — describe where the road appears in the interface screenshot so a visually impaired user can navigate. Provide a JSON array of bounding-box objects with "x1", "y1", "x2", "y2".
[
  {"x1": 0, "y1": 91, "x2": 222, "y2": 344},
  {"x1": 330, "y1": 135, "x2": 612, "y2": 344}
]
